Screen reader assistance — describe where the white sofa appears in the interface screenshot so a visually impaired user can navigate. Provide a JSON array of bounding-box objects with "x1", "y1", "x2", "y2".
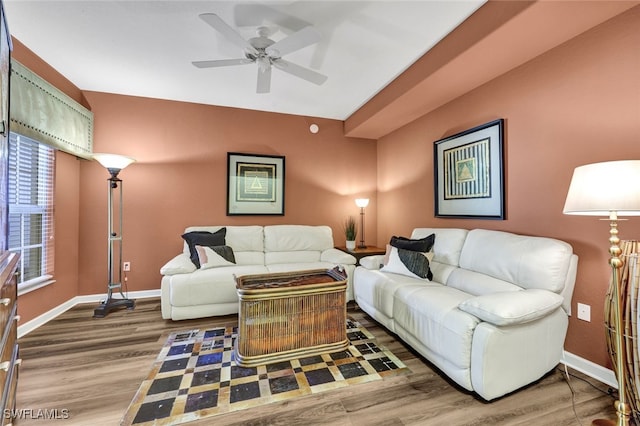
[
  {"x1": 353, "y1": 228, "x2": 578, "y2": 401},
  {"x1": 160, "y1": 225, "x2": 356, "y2": 320}
]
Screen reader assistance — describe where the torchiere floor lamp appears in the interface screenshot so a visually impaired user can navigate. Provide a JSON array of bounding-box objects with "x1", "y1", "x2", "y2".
[
  {"x1": 563, "y1": 160, "x2": 640, "y2": 426},
  {"x1": 93, "y1": 153, "x2": 136, "y2": 318},
  {"x1": 355, "y1": 198, "x2": 369, "y2": 248}
]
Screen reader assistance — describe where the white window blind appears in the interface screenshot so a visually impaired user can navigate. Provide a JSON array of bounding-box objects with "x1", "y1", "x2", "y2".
[{"x1": 8, "y1": 132, "x2": 55, "y2": 291}]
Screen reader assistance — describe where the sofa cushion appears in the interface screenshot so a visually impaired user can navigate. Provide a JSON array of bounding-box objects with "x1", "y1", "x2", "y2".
[
  {"x1": 266, "y1": 251, "x2": 322, "y2": 264},
  {"x1": 182, "y1": 228, "x2": 226, "y2": 268},
  {"x1": 390, "y1": 233, "x2": 435, "y2": 253},
  {"x1": 410, "y1": 228, "x2": 468, "y2": 267},
  {"x1": 196, "y1": 245, "x2": 236, "y2": 270},
  {"x1": 264, "y1": 225, "x2": 334, "y2": 252},
  {"x1": 264, "y1": 225, "x2": 334, "y2": 265},
  {"x1": 393, "y1": 285, "x2": 479, "y2": 370},
  {"x1": 354, "y1": 267, "x2": 438, "y2": 322},
  {"x1": 458, "y1": 289, "x2": 564, "y2": 326},
  {"x1": 458, "y1": 229, "x2": 574, "y2": 293},
  {"x1": 224, "y1": 226, "x2": 265, "y2": 252},
  {"x1": 381, "y1": 245, "x2": 433, "y2": 280},
  {"x1": 168, "y1": 265, "x2": 269, "y2": 307}
]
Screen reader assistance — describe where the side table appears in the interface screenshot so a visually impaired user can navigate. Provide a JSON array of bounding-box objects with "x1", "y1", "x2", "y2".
[{"x1": 336, "y1": 245, "x2": 386, "y2": 265}]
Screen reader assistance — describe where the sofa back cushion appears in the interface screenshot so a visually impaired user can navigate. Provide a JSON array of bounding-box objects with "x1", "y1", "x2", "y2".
[
  {"x1": 458, "y1": 229, "x2": 574, "y2": 293},
  {"x1": 411, "y1": 228, "x2": 468, "y2": 266},
  {"x1": 264, "y1": 225, "x2": 333, "y2": 265},
  {"x1": 183, "y1": 226, "x2": 265, "y2": 265},
  {"x1": 410, "y1": 228, "x2": 468, "y2": 284}
]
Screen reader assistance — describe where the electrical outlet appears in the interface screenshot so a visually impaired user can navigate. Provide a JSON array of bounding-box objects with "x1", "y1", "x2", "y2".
[
  {"x1": 123, "y1": 261, "x2": 131, "y2": 272},
  {"x1": 577, "y1": 303, "x2": 591, "y2": 322}
]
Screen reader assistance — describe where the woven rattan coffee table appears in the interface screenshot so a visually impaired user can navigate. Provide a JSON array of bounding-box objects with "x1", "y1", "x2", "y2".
[{"x1": 235, "y1": 267, "x2": 349, "y2": 367}]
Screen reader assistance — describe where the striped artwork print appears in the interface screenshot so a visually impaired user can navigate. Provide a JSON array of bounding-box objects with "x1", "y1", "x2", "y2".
[{"x1": 443, "y1": 137, "x2": 491, "y2": 199}]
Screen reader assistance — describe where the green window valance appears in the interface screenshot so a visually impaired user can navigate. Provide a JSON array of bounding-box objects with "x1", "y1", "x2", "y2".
[{"x1": 9, "y1": 59, "x2": 93, "y2": 158}]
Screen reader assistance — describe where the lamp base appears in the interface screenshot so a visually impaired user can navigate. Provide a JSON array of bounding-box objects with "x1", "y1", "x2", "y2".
[
  {"x1": 591, "y1": 419, "x2": 627, "y2": 426},
  {"x1": 591, "y1": 410, "x2": 631, "y2": 426},
  {"x1": 93, "y1": 297, "x2": 135, "y2": 318}
]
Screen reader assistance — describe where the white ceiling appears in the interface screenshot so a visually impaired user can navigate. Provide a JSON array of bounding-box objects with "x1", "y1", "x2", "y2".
[{"x1": 4, "y1": 1, "x2": 485, "y2": 121}]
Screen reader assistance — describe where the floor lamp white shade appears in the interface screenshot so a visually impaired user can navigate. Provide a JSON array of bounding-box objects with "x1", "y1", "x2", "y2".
[
  {"x1": 355, "y1": 198, "x2": 369, "y2": 248},
  {"x1": 93, "y1": 153, "x2": 136, "y2": 177},
  {"x1": 563, "y1": 159, "x2": 640, "y2": 426},
  {"x1": 563, "y1": 160, "x2": 640, "y2": 217}
]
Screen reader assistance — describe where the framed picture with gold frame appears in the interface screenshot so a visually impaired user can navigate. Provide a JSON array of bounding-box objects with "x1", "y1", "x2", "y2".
[
  {"x1": 434, "y1": 119, "x2": 505, "y2": 219},
  {"x1": 227, "y1": 152, "x2": 285, "y2": 215}
]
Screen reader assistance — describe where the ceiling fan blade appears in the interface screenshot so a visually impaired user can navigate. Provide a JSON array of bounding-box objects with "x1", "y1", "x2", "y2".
[
  {"x1": 199, "y1": 13, "x2": 258, "y2": 55},
  {"x1": 272, "y1": 59, "x2": 327, "y2": 86},
  {"x1": 192, "y1": 58, "x2": 253, "y2": 68},
  {"x1": 256, "y1": 62, "x2": 271, "y2": 94},
  {"x1": 266, "y1": 26, "x2": 321, "y2": 58}
]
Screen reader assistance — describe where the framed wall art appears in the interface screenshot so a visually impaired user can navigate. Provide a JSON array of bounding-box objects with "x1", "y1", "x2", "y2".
[
  {"x1": 227, "y1": 152, "x2": 285, "y2": 215},
  {"x1": 433, "y1": 119, "x2": 505, "y2": 219}
]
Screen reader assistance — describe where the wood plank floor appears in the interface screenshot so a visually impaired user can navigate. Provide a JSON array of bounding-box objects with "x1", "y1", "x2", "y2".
[{"x1": 15, "y1": 298, "x2": 619, "y2": 426}]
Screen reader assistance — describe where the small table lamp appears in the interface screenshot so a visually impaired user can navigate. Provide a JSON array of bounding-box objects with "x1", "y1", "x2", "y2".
[
  {"x1": 355, "y1": 198, "x2": 369, "y2": 248},
  {"x1": 563, "y1": 160, "x2": 640, "y2": 426}
]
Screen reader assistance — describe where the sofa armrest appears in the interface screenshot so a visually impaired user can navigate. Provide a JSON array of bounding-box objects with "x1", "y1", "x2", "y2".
[
  {"x1": 359, "y1": 255, "x2": 384, "y2": 270},
  {"x1": 160, "y1": 253, "x2": 196, "y2": 276},
  {"x1": 321, "y1": 248, "x2": 356, "y2": 265},
  {"x1": 458, "y1": 289, "x2": 564, "y2": 326}
]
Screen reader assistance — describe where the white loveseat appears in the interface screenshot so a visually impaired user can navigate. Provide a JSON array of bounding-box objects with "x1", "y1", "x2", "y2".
[
  {"x1": 353, "y1": 228, "x2": 578, "y2": 401},
  {"x1": 160, "y1": 225, "x2": 356, "y2": 320}
]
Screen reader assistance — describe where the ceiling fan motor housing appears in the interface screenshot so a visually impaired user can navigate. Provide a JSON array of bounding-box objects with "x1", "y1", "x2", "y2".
[
  {"x1": 193, "y1": 14, "x2": 327, "y2": 93},
  {"x1": 246, "y1": 34, "x2": 278, "y2": 62}
]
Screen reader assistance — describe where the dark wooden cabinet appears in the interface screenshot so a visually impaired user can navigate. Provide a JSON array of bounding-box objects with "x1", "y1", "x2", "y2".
[{"x1": 0, "y1": 252, "x2": 18, "y2": 426}]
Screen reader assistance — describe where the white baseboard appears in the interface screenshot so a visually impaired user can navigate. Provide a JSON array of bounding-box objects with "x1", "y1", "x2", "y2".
[
  {"x1": 561, "y1": 350, "x2": 617, "y2": 388},
  {"x1": 17, "y1": 289, "x2": 161, "y2": 338},
  {"x1": 17, "y1": 294, "x2": 617, "y2": 391}
]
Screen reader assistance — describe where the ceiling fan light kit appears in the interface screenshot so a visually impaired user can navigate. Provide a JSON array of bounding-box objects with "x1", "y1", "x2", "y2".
[{"x1": 192, "y1": 13, "x2": 327, "y2": 94}]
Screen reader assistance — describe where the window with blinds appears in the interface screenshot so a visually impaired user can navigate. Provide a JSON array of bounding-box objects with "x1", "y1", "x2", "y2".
[{"x1": 8, "y1": 132, "x2": 55, "y2": 292}]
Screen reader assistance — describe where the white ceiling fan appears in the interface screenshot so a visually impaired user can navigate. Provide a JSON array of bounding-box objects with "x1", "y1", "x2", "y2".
[{"x1": 192, "y1": 13, "x2": 328, "y2": 94}]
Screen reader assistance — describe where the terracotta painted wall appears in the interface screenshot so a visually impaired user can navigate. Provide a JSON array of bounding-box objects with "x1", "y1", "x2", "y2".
[
  {"x1": 78, "y1": 92, "x2": 377, "y2": 296},
  {"x1": 17, "y1": 151, "x2": 81, "y2": 323},
  {"x1": 375, "y1": 8, "x2": 640, "y2": 367}
]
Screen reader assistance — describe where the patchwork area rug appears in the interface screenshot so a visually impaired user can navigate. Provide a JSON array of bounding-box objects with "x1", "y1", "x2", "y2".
[{"x1": 121, "y1": 318, "x2": 409, "y2": 425}]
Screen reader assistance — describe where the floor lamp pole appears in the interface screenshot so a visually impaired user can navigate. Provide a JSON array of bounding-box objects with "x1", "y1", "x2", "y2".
[
  {"x1": 597, "y1": 214, "x2": 630, "y2": 426},
  {"x1": 358, "y1": 206, "x2": 366, "y2": 248},
  {"x1": 593, "y1": 214, "x2": 631, "y2": 426},
  {"x1": 93, "y1": 173, "x2": 135, "y2": 318}
]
